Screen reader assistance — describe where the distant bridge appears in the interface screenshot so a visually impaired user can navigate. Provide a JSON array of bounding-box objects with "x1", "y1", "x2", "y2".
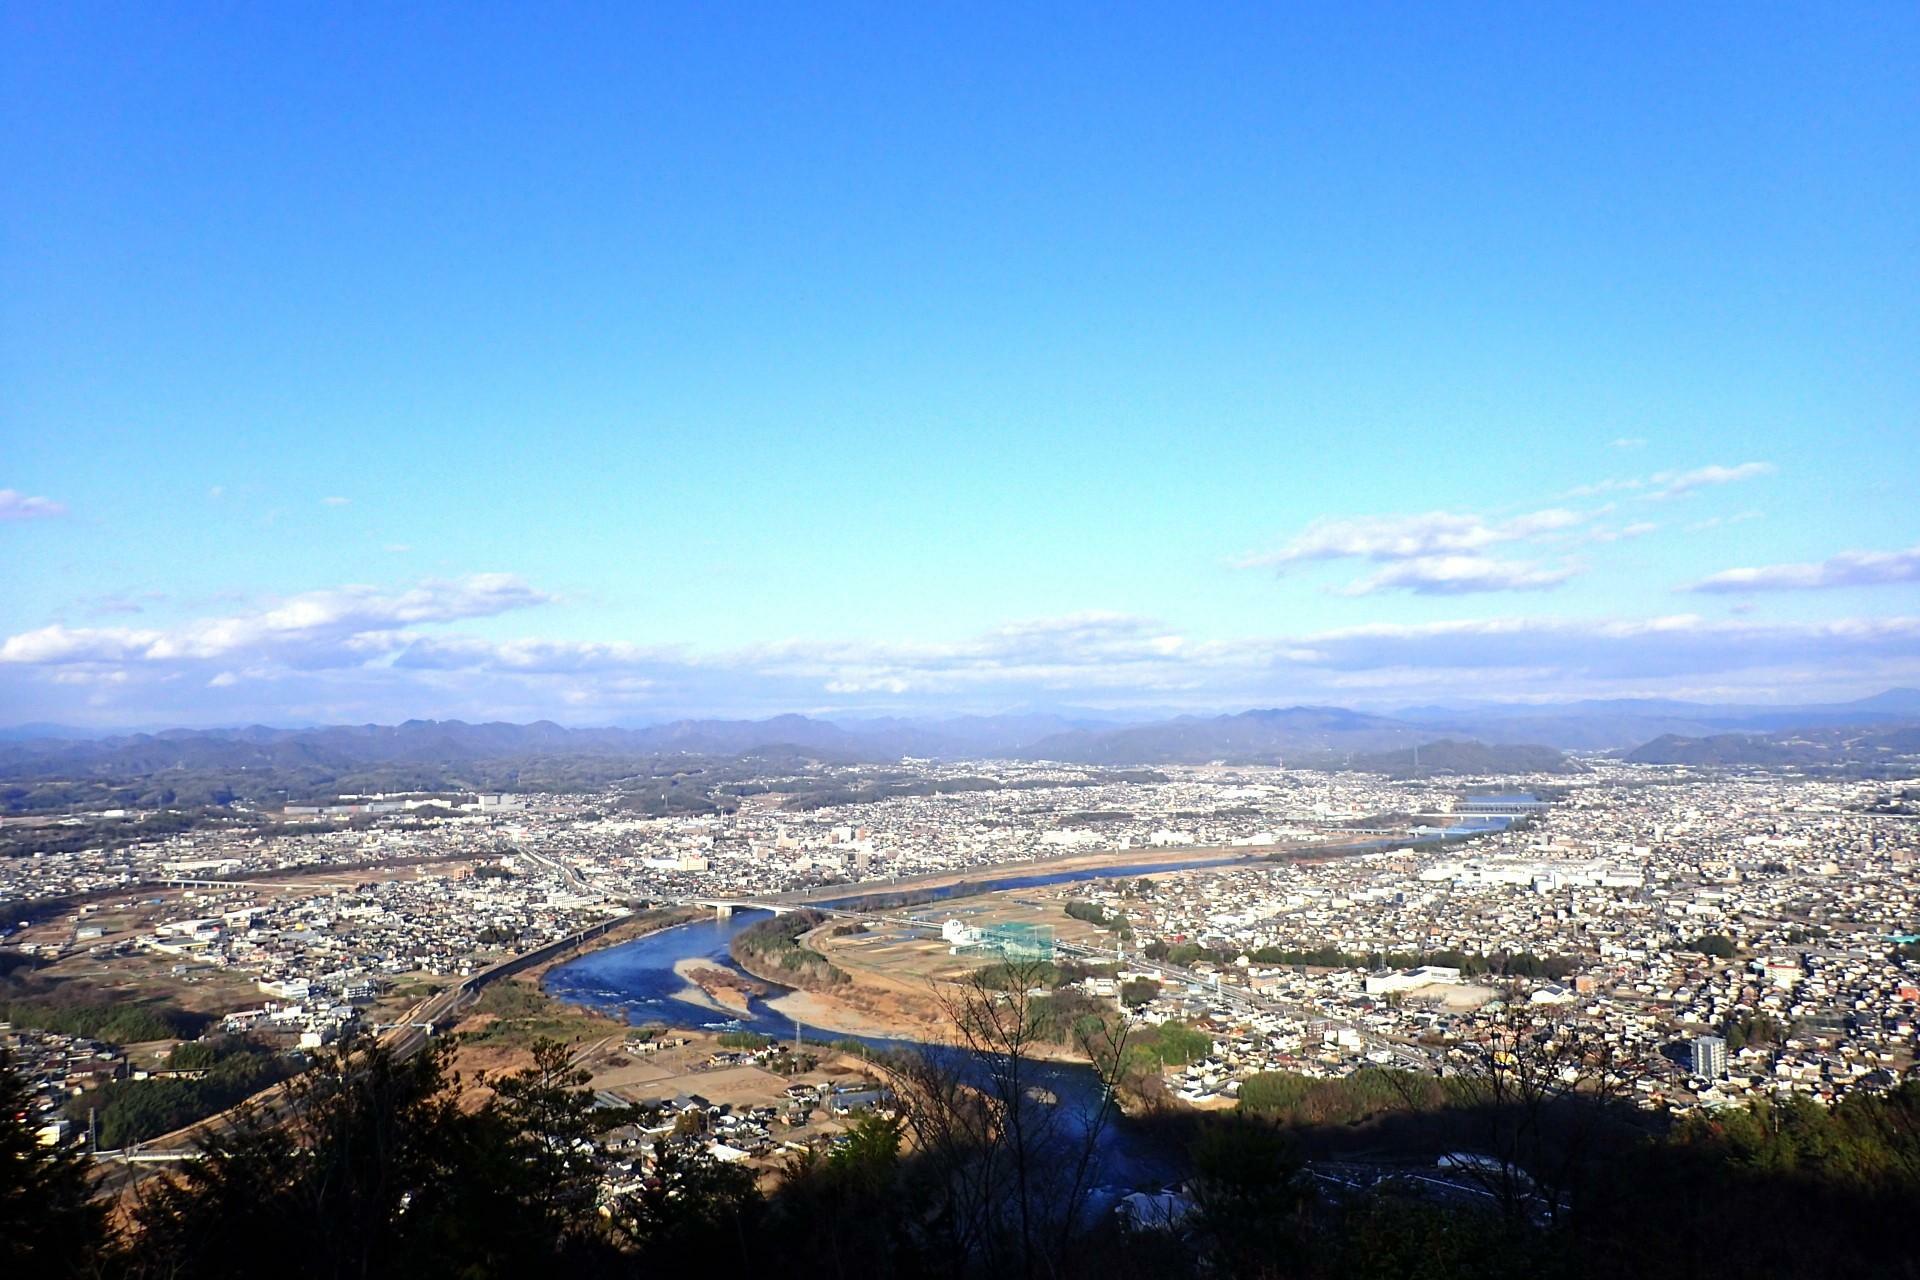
[
  {"x1": 157, "y1": 877, "x2": 276, "y2": 890},
  {"x1": 695, "y1": 899, "x2": 799, "y2": 919}
]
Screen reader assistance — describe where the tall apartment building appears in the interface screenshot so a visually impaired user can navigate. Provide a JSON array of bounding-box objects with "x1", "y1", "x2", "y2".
[{"x1": 1690, "y1": 1034, "x2": 1728, "y2": 1080}]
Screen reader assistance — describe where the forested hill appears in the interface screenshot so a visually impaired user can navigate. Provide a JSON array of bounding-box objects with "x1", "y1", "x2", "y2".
[
  {"x1": 1625, "y1": 724, "x2": 1920, "y2": 769},
  {"x1": 1019, "y1": 706, "x2": 1431, "y2": 764},
  {"x1": 1625, "y1": 734, "x2": 1823, "y2": 766},
  {"x1": 1347, "y1": 740, "x2": 1585, "y2": 779}
]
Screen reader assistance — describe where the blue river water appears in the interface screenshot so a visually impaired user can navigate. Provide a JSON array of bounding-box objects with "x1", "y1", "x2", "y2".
[
  {"x1": 542, "y1": 852, "x2": 1299, "y2": 1039},
  {"x1": 540, "y1": 853, "x2": 1298, "y2": 1184}
]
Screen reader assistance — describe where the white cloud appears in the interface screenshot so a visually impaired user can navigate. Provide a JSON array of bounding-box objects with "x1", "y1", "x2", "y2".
[
  {"x1": 1684, "y1": 510, "x2": 1763, "y2": 534},
  {"x1": 391, "y1": 635, "x2": 677, "y2": 674},
  {"x1": 0, "y1": 625, "x2": 164, "y2": 665},
  {"x1": 0, "y1": 574, "x2": 550, "y2": 666},
  {"x1": 1236, "y1": 508, "x2": 1585, "y2": 569},
  {"x1": 364, "y1": 610, "x2": 1920, "y2": 703},
  {"x1": 1646, "y1": 461, "x2": 1775, "y2": 500},
  {"x1": 8, "y1": 572, "x2": 1920, "y2": 720},
  {"x1": 1609, "y1": 437, "x2": 1646, "y2": 449},
  {"x1": 1293, "y1": 613, "x2": 1920, "y2": 681},
  {"x1": 1559, "y1": 477, "x2": 1644, "y2": 499},
  {"x1": 0, "y1": 489, "x2": 69, "y2": 521},
  {"x1": 322, "y1": 496, "x2": 352, "y2": 507},
  {"x1": 1581, "y1": 521, "x2": 1658, "y2": 545},
  {"x1": 1560, "y1": 460, "x2": 1774, "y2": 502},
  {"x1": 1234, "y1": 507, "x2": 1595, "y2": 595},
  {"x1": 724, "y1": 613, "x2": 1204, "y2": 693},
  {"x1": 1689, "y1": 544, "x2": 1920, "y2": 593},
  {"x1": 826, "y1": 676, "x2": 912, "y2": 695},
  {"x1": 1334, "y1": 555, "x2": 1577, "y2": 596}
]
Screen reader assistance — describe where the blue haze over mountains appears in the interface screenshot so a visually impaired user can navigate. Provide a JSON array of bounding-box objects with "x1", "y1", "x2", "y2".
[{"x1": 4, "y1": 690, "x2": 1919, "y2": 770}]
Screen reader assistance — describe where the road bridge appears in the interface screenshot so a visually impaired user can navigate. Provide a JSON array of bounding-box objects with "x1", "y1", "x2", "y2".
[
  {"x1": 157, "y1": 877, "x2": 277, "y2": 889},
  {"x1": 695, "y1": 899, "x2": 798, "y2": 919}
]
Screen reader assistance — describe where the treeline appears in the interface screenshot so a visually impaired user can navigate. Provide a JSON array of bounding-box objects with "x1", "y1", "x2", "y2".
[
  {"x1": 974, "y1": 957, "x2": 1124, "y2": 992},
  {"x1": 5, "y1": 1037, "x2": 773, "y2": 1278},
  {"x1": 68, "y1": 1039, "x2": 288, "y2": 1148},
  {"x1": 0, "y1": 806, "x2": 267, "y2": 858},
  {"x1": 730, "y1": 911, "x2": 851, "y2": 990},
  {"x1": 0, "y1": 997, "x2": 192, "y2": 1044},
  {"x1": 1, "y1": 779, "x2": 240, "y2": 816},
  {"x1": 718, "y1": 768, "x2": 1167, "y2": 814},
  {"x1": 1237, "y1": 1066, "x2": 1479, "y2": 1124},
  {"x1": 0, "y1": 751, "x2": 778, "y2": 818},
  {"x1": 1124, "y1": 1020, "x2": 1213, "y2": 1069},
  {"x1": 1063, "y1": 899, "x2": 1132, "y2": 936},
  {"x1": 1721, "y1": 1010, "x2": 1786, "y2": 1051},
  {"x1": 0, "y1": 768, "x2": 468, "y2": 816},
  {"x1": 764, "y1": 774, "x2": 1107, "y2": 813},
  {"x1": 1138, "y1": 939, "x2": 1582, "y2": 979},
  {"x1": 975, "y1": 959, "x2": 1089, "y2": 990},
  {"x1": 716, "y1": 1031, "x2": 776, "y2": 1049}
]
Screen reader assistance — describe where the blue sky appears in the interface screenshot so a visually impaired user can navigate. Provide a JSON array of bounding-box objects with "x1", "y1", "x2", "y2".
[{"x1": 4, "y1": 4, "x2": 1918, "y2": 726}]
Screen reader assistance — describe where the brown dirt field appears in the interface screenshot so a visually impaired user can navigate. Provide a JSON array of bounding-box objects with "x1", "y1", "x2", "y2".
[
  {"x1": 792, "y1": 874, "x2": 1216, "y2": 1061},
  {"x1": 19, "y1": 945, "x2": 264, "y2": 1022}
]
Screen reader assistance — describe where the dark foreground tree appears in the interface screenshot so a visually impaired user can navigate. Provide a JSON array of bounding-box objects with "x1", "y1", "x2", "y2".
[
  {"x1": 602, "y1": 1133, "x2": 762, "y2": 1265},
  {"x1": 125, "y1": 1036, "x2": 596, "y2": 1279},
  {"x1": 885, "y1": 956, "x2": 1134, "y2": 1279},
  {"x1": 1182, "y1": 1116, "x2": 1309, "y2": 1278},
  {"x1": 772, "y1": 1111, "x2": 931, "y2": 1279},
  {"x1": 1, "y1": 1049, "x2": 108, "y2": 1278},
  {"x1": 1426, "y1": 994, "x2": 1649, "y2": 1226}
]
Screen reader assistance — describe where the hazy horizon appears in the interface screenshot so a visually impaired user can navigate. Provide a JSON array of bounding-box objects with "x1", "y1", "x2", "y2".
[{"x1": 10, "y1": 684, "x2": 1920, "y2": 740}]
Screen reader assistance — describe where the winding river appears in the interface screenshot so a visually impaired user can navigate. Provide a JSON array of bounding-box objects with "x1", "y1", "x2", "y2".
[{"x1": 541, "y1": 853, "x2": 1291, "y2": 1184}]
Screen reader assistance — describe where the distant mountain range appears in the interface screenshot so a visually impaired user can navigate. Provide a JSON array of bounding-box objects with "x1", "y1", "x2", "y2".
[
  {"x1": 1386, "y1": 689, "x2": 1920, "y2": 751},
  {"x1": 2, "y1": 689, "x2": 1916, "y2": 779},
  {"x1": 0, "y1": 713, "x2": 1118, "y2": 778},
  {"x1": 1020, "y1": 706, "x2": 1425, "y2": 764}
]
